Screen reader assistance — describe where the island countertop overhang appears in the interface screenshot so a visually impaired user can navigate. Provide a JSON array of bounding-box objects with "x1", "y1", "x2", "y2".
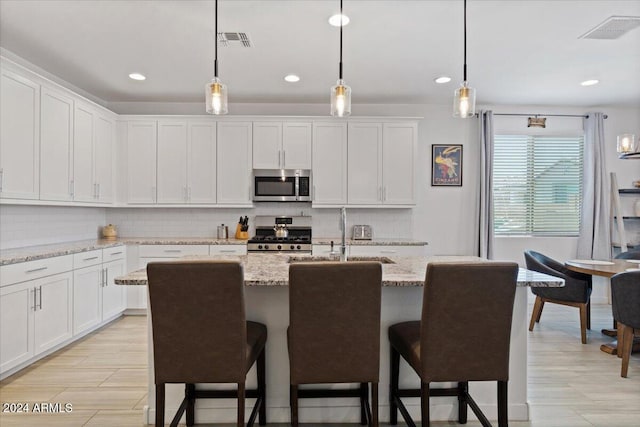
[{"x1": 114, "y1": 253, "x2": 564, "y2": 288}]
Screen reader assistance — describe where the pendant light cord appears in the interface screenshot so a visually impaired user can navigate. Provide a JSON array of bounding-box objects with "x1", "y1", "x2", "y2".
[
  {"x1": 214, "y1": 0, "x2": 218, "y2": 78},
  {"x1": 463, "y1": 0, "x2": 467, "y2": 82},
  {"x1": 339, "y1": 0, "x2": 343, "y2": 80}
]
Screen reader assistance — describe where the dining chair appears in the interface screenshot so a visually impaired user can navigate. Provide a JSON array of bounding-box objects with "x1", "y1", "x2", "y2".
[
  {"x1": 388, "y1": 261, "x2": 519, "y2": 427},
  {"x1": 611, "y1": 270, "x2": 640, "y2": 378},
  {"x1": 288, "y1": 261, "x2": 382, "y2": 427},
  {"x1": 147, "y1": 261, "x2": 267, "y2": 427},
  {"x1": 524, "y1": 250, "x2": 592, "y2": 344},
  {"x1": 615, "y1": 250, "x2": 640, "y2": 260}
]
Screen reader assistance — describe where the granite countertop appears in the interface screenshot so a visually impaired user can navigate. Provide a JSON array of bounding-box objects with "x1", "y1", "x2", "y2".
[
  {"x1": 118, "y1": 237, "x2": 249, "y2": 245},
  {"x1": 114, "y1": 253, "x2": 563, "y2": 288},
  {"x1": 0, "y1": 239, "x2": 125, "y2": 266},
  {"x1": 312, "y1": 238, "x2": 427, "y2": 246}
]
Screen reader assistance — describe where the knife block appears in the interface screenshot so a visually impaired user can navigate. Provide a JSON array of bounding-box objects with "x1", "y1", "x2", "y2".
[{"x1": 235, "y1": 224, "x2": 249, "y2": 240}]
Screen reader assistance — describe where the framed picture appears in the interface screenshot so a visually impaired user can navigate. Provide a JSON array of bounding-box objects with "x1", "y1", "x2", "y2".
[{"x1": 432, "y1": 144, "x2": 462, "y2": 186}]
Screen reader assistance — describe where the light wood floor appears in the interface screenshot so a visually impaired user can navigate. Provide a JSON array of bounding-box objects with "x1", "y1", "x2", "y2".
[{"x1": 1, "y1": 303, "x2": 639, "y2": 426}]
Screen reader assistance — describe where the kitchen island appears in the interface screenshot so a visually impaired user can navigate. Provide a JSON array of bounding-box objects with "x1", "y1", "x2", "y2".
[{"x1": 115, "y1": 253, "x2": 563, "y2": 424}]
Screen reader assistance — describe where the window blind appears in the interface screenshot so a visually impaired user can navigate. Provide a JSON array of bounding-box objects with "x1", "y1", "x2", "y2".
[{"x1": 493, "y1": 135, "x2": 584, "y2": 236}]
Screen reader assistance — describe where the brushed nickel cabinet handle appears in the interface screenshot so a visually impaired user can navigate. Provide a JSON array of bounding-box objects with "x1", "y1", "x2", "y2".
[
  {"x1": 31, "y1": 288, "x2": 36, "y2": 311},
  {"x1": 37, "y1": 286, "x2": 42, "y2": 310},
  {"x1": 26, "y1": 266, "x2": 48, "y2": 273},
  {"x1": 110, "y1": 251, "x2": 123, "y2": 256},
  {"x1": 164, "y1": 249, "x2": 182, "y2": 253},
  {"x1": 83, "y1": 256, "x2": 99, "y2": 261}
]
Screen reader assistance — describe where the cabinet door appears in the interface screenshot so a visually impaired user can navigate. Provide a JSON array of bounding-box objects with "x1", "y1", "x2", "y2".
[
  {"x1": 73, "y1": 103, "x2": 95, "y2": 202},
  {"x1": 33, "y1": 272, "x2": 73, "y2": 355},
  {"x1": 312, "y1": 122, "x2": 347, "y2": 205},
  {"x1": 73, "y1": 265, "x2": 102, "y2": 335},
  {"x1": 188, "y1": 122, "x2": 217, "y2": 204},
  {"x1": 94, "y1": 115, "x2": 114, "y2": 203},
  {"x1": 283, "y1": 122, "x2": 312, "y2": 170},
  {"x1": 102, "y1": 259, "x2": 125, "y2": 320},
  {"x1": 0, "y1": 70, "x2": 40, "y2": 200},
  {"x1": 157, "y1": 121, "x2": 188, "y2": 203},
  {"x1": 0, "y1": 282, "x2": 34, "y2": 373},
  {"x1": 39, "y1": 87, "x2": 74, "y2": 201},
  {"x1": 127, "y1": 121, "x2": 157, "y2": 203},
  {"x1": 348, "y1": 123, "x2": 382, "y2": 204},
  {"x1": 217, "y1": 122, "x2": 252, "y2": 204},
  {"x1": 252, "y1": 122, "x2": 282, "y2": 169},
  {"x1": 382, "y1": 122, "x2": 417, "y2": 205}
]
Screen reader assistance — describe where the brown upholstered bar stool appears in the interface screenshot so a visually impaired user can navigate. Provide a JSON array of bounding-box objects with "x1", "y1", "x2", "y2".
[
  {"x1": 288, "y1": 261, "x2": 382, "y2": 427},
  {"x1": 147, "y1": 261, "x2": 267, "y2": 427},
  {"x1": 388, "y1": 262, "x2": 519, "y2": 427}
]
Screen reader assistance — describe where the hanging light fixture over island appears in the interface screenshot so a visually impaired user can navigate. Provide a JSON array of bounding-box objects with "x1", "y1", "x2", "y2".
[
  {"x1": 330, "y1": 0, "x2": 351, "y2": 117},
  {"x1": 205, "y1": 0, "x2": 228, "y2": 115},
  {"x1": 453, "y1": 0, "x2": 476, "y2": 118}
]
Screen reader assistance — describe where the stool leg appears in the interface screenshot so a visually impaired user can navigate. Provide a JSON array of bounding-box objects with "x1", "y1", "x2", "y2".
[
  {"x1": 371, "y1": 382, "x2": 379, "y2": 427},
  {"x1": 498, "y1": 380, "x2": 508, "y2": 427},
  {"x1": 360, "y1": 382, "x2": 368, "y2": 425},
  {"x1": 290, "y1": 384, "x2": 299, "y2": 427},
  {"x1": 237, "y1": 383, "x2": 245, "y2": 427},
  {"x1": 458, "y1": 381, "x2": 468, "y2": 424},
  {"x1": 155, "y1": 383, "x2": 165, "y2": 427},
  {"x1": 421, "y1": 381, "x2": 430, "y2": 427},
  {"x1": 186, "y1": 383, "x2": 195, "y2": 426},
  {"x1": 389, "y1": 346, "x2": 400, "y2": 425},
  {"x1": 257, "y1": 348, "x2": 266, "y2": 425}
]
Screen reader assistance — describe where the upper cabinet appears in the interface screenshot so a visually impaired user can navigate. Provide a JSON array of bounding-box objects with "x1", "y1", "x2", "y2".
[
  {"x1": 252, "y1": 121, "x2": 311, "y2": 170},
  {"x1": 93, "y1": 115, "x2": 114, "y2": 203},
  {"x1": 381, "y1": 122, "x2": 416, "y2": 205},
  {"x1": 187, "y1": 122, "x2": 217, "y2": 204},
  {"x1": 312, "y1": 122, "x2": 348, "y2": 205},
  {"x1": 217, "y1": 121, "x2": 252, "y2": 205},
  {"x1": 156, "y1": 120, "x2": 188, "y2": 204},
  {"x1": 0, "y1": 69, "x2": 40, "y2": 200},
  {"x1": 126, "y1": 121, "x2": 157, "y2": 204},
  {"x1": 347, "y1": 122, "x2": 383, "y2": 205}
]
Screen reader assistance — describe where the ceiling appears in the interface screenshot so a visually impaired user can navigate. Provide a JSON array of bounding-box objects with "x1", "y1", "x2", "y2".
[{"x1": 1, "y1": 0, "x2": 639, "y2": 108}]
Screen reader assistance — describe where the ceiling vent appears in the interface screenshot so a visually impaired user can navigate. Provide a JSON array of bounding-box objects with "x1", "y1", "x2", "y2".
[
  {"x1": 579, "y1": 16, "x2": 640, "y2": 39},
  {"x1": 218, "y1": 32, "x2": 252, "y2": 47}
]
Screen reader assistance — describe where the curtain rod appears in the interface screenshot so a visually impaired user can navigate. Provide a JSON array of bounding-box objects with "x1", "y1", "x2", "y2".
[{"x1": 493, "y1": 113, "x2": 608, "y2": 119}]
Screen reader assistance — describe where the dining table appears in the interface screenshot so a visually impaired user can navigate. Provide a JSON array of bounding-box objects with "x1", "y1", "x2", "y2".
[{"x1": 565, "y1": 258, "x2": 640, "y2": 356}]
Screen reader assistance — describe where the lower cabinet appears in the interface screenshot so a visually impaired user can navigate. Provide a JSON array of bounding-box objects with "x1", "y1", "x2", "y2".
[
  {"x1": 73, "y1": 264, "x2": 103, "y2": 335},
  {"x1": 102, "y1": 258, "x2": 126, "y2": 320},
  {"x1": 0, "y1": 271, "x2": 73, "y2": 374}
]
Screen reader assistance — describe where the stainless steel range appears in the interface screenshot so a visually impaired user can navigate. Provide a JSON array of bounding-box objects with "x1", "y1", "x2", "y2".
[{"x1": 248, "y1": 216, "x2": 312, "y2": 253}]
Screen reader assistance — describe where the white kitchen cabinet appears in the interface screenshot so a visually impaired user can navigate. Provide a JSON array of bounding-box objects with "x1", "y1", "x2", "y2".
[
  {"x1": 346, "y1": 122, "x2": 416, "y2": 206},
  {"x1": 157, "y1": 120, "x2": 188, "y2": 203},
  {"x1": 72, "y1": 102, "x2": 95, "y2": 202},
  {"x1": 93, "y1": 114, "x2": 114, "y2": 203},
  {"x1": 252, "y1": 121, "x2": 311, "y2": 170},
  {"x1": 32, "y1": 272, "x2": 73, "y2": 356},
  {"x1": 209, "y1": 245, "x2": 247, "y2": 255},
  {"x1": 382, "y1": 122, "x2": 417, "y2": 205},
  {"x1": 217, "y1": 121, "x2": 252, "y2": 205},
  {"x1": 348, "y1": 122, "x2": 383, "y2": 204},
  {"x1": 0, "y1": 69, "x2": 40, "y2": 200},
  {"x1": 102, "y1": 256, "x2": 126, "y2": 320},
  {"x1": 39, "y1": 86, "x2": 74, "y2": 201},
  {"x1": 127, "y1": 121, "x2": 157, "y2": 203},
  {"x1": 188, "y1": 121, "x2": 217, "y2": 204},
  {"x1": 312, "y1": 122, "x2": 347, "y2": 205},
  {"x1": 73, "y1": 263, "x2": 102, "y2": 335},
  {"x1": 0, "y1": 281, "x2": 34, "y2": 373}
]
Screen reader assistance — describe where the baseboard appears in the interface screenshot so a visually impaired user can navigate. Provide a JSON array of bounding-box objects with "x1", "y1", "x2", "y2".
[{"x1": 124, "y1": 308, "x2": 147, "y2": 316}]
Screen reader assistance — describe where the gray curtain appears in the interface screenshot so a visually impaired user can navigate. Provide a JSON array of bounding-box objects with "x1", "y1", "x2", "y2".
[
  {"x1": 477, "y1": 110, "x2": 495, "y2": 259},
  {"x1": 577, "y1": 112, "x2": 611, "y2": 259}
]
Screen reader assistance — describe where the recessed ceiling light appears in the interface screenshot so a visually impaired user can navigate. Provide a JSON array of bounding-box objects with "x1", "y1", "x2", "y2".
[
  {"x1": 434, "y1": 76, "x2": 451, "y2": 84},
  {"x1": 328, "y1": 14, "x2": 350, "y2": 27},
  {"x1": 129, "y1": 73, "x2": 146, "y2": 81},
  {"x1": 581, "y1": 79, "x2": 599, "y2": 86},
  {"x1": 284, "y1": 74, "x2": 300, "y2": 83}
]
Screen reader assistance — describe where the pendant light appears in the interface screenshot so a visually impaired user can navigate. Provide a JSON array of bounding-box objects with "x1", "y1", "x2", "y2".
[
  {"x1": 205, "y1": 0, "x2": 228, "y2": 115},
  {"x1": 453, "y1": 0, "x2": 476, "y2": 118},
  {"x1": 330, "y1": 0, "x2": 351, "y2": 117}
]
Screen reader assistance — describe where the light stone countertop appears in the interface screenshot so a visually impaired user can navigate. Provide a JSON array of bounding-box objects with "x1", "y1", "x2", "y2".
[
  {"x1": 0, "y1": 239, "x2": 126, "y2": 266},
  {"x1": 114, "y1": 253, "x2": 564, "y2": 288},
  {"x1": 312, "y1": 238, "x2": 427, "y2": 246}
]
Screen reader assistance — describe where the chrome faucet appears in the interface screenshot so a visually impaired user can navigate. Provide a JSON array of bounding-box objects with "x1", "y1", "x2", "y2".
[{"x1": 340, "y1": 206, "x2": 347, "y2": 262}]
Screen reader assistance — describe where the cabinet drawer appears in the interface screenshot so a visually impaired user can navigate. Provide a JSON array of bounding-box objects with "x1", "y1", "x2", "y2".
[
  {"x1": 103, "y1": 246, "x2": 126, "y2": 261},
  {"x1": 138, "y1": 245, "x2": 209, "y2": 258},
  {"x1": 73, "y1": 250, "x2": 103, "y2": 268},
  {"x1": 1, "y1": 255, "x2": 73, "y2": 287},
  {"x1": 209, "y1": 245, "x2": 247, "y2": 255}
]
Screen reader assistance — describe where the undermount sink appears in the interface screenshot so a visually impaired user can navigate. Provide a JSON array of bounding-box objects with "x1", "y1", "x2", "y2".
[{"x1": 287, "y1": 256, "x2": 395, "y2": 264}]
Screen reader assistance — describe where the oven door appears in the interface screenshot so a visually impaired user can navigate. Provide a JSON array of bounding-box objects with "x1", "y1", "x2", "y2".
[{"x1": 253, "y1": 175, "x2": 298, "y2": 202}]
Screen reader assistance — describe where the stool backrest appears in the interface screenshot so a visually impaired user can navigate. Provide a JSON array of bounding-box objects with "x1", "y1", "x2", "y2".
[
  {"x1": 147, "y1": 261, "x2": 247, "y2": 384},
  {"x1": 611, "y1": 270, "x2": 640, "y2": 329},
  {"x1": 289, "y1": 261, "x2": 382, "y2": 384},
  {"x1": 615, "y1": 250, "x2": 640, "y2": 260},
  {"x1": 420, "y1": 262, "x2": 519, "y2": 383}
]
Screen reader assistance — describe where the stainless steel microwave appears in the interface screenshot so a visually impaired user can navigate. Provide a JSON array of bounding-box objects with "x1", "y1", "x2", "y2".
[{"x1": 253, "y1": 169, "x2": 311, "y2": 202}]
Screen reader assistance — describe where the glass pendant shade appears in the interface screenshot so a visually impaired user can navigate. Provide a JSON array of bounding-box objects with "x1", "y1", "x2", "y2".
[
  {"x1": 453, "y1": 83, "x2": 476, "y2": 118},
  {"x1": 205, "y1": 78, "x2": 228, "y2": 115},
  {"x1": 617, "y1": 133, "x2": 637, "y2": 154},
  {"x1": 330, "y1": 80, "x2": 351, "y2": 117}
]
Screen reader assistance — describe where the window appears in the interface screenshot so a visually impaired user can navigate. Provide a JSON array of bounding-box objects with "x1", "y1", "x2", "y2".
[{"x1": 493, "y1": 135, "x2": 584, "y2": 236}]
